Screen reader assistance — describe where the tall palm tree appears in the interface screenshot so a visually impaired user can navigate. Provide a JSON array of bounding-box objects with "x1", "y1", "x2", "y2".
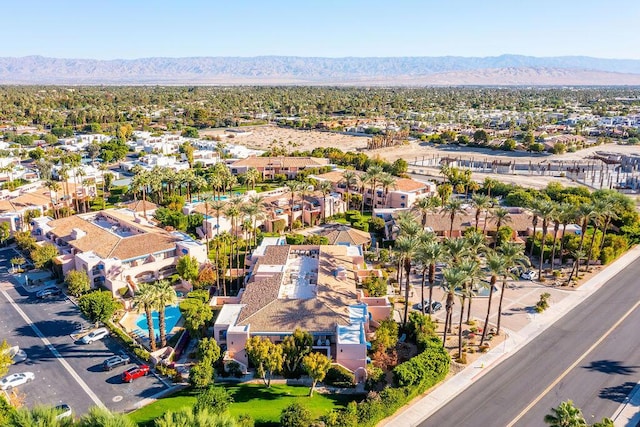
[
  {"x1": 444, "y1": 237, "x2": 470, "y2": 264},
  {"x1": 442, "y1": 266, "x2": 469, "y2": 351},
  {"x1": 527, "y1": 200, "x2": 541, "y2": 259},
  {"x1": 378, "y1": 172, "x2": 396, "y2": 208},
  {"x1": 442, "y1": 197, "x2": 467, "y2": 237},
  {"x1": 247, "y1": 194, "x2": 266, "y2": 247},
  {"x1": 491, "y1": 207, "x2": 512, "y2": 248},
  {"x1": 412, "y1": 195, "x2": 441, "y2": 229},
  {"x1": 153, "y1": 280, "x2": 177, "y2": 348},
  {"x1": 548, "y1": 202, "x2": 564, "y2": 274},
  {"x1": 226, "y1": 196, "x2": 244, "y2": 291},
  {"x1": 192, "y1": 175, "x2": 207, "y2": 202},
  {"x1": 557, "y1": 203, "x2": 577, "y2": 268},
  {"x1": 358, "y1": 173, "x2": 371, "y2": 214},
  {"x1": 496, "y1": 242, "x2": 529, "y2": 335},
  {"x1": 341, "y1": 170, "x2": 358, "y2": 211},
  {"x1": 457, "y1": 258, "x2": 480, "y2": 353},
  {"x1": 44, "y1": 180, "x2": 61, "y2": 219},
  {"x1": 481, "y1": 251, "x2": 508, "y2": 345},
  {"x1": 416, "y1": 241, "x2": 444, "y2": 317},
  {"x1": 209, "y1": 200, "x2": 226, "y2": 291},
  {"x1": 131, "y1": 168, "x2": 150, "y2": 220},
  {"x1": 245, "y1": 167, "x2": 261, "y2": 191},
  {"x1": 285, "y1": 181, "x2": 302, "y2": 231},
  {"x1": 462, "y1": 230, "x2": 486, "y2": 321},
  {"x1": 535, "y1": 201, "x2": 556, "y2": 280},
  {"x1": 597, "y1": 193, "x2": 619, "y2": 252},
  {"x1": 394, "y1": 219, "x2": 422, "y2": 327},
  {"x1": 99, "y1": 163, "x2": 109, "y2": 210},
  {"x1": 133, "y1": 283, "x2": 158, "y2": 351},
  {"x1": 364, "y1": 165, "x2": 383, "y2": 211},
  {"x1": 471, "y1": 193, "x2": 492, "y2": 232},
  {"x1": 575, "y1": 202, "x2": 597, "y2": 275},
  {"x1": 318, "y1": 180, "x2": 333, "y2": 223}
]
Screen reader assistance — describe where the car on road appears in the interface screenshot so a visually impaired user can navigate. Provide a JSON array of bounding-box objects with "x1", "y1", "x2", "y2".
[
  {"x1": 80, "y1": 327, "x2": 109, "y2": 344},
  {"x1": 521, "y1": 270, "x2": 538, "y2": 280},
  {"x1": 429, "y1": 301, "x2": 443, "y2": 312},
  {"x1": 121, "y1": 365, "x2": 150, "y2": 383},
  {"x1": 54, "y1": 404, "x2": 72, "y2": 420},
  {"x1": 102, "y1": 352, "x2": 131, "y2": 371},
  {"x1": 36, "y1": 286, "x2": 62, "y2": 299},
  {"x1": 0, "y1": 372, "x2": 35, "y2": 390}
]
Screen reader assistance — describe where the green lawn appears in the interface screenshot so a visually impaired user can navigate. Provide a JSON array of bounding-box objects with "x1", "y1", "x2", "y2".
[{"x1": 128, "y1": 384, "x2": 359, "y2": 426}]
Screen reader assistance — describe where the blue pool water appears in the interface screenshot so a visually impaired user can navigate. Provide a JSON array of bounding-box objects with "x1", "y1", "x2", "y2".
[{"x1": 136, "y1": 305, "x2": 181, "y2": 337}]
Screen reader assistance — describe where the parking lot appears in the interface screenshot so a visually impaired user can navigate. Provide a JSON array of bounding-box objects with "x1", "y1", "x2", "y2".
[{"x1": 0, "y1": 247, "x2": 169, "y2": 415}]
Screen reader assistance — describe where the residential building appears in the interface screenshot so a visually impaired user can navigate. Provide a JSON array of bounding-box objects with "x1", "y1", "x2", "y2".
[
  {"x1": 31, "y1": 209, "x2": 207, "y2": 296},
  {"x1": 230, "y1": 156, "x2": 330, "y2": 180},
  {"x1": 214, "y1": 242, "x2": 391, "y2": 380}
]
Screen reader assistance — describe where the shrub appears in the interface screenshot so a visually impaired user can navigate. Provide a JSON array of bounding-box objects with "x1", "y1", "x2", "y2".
[
  {"x1": 324, "y1": 365, "x2": 355, "y2": 388},
  {"x1": 133, "y1": 347, "x2": 151, "y2": 362},
  {"x1": 226, "y1": 361, "x2": 244, "y2": 378},
  {"x1": 195, "y1": 386, "x2": 234, "y2": 414},
  {"x1": 280, "y1": 403, "x2": 312, "y2": 427},
  {"x1": 362, "y1": 276, "x2": 387, "y2": 297},
  {"x1": 186, "y1": 289, "x2": 209, "y2": 303},
  {"x1": 236, "y1": 414, "x2": 255, "y2": 427},
  {"x1": 365, "y1": 365, "x2": 385, "y2": 391},
  {"x1": 352, "y1": 221, "x2": 369, "y2": 232},
  {"x1": 392, "y1": 338, "x2": 450, "y2": 387}
]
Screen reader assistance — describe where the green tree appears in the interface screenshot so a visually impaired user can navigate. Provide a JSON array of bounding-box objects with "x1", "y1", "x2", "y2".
[
  {"x1": 245, "y1": 336, "x2": 283, "y2": 388},
  {"x1": 189, "y1": 361, "x2": 215, "y2": 389},
  {"x1": 177, "y1": 255, "x2": 200, "y2": 283},
  {"x1": 281, "y1": 329, "x2": 313, "y2": 378},
  {"x1": 302, "y1": 352, "x2": 331, "y2": 396},
  {"x1": 0, "y1": 340, "x2": 14, "y2": 377},
  {"x1": 181, "y1": 127, "x2": 200, "y2": 138},
  {"x1": 372, "y1": 318, "x2": 398, "y2": 353},
  {"x1": 280, "y1": 403, "x2": 311, "y2": 427},
  {"x1": 78, "y1": 291, "x2": 119, "y2": 326},
  {"x1": 182, "y1": 298, "x2": 213, "y2": 338},
  {"x1": 8, "y1": 405, "x2": 75, "y2": 427},
  {"x1": 30, "y1": 243, "x2": 59, "y2": 269},
  {"x1": 543, "y1": 400, "x2": 587, "y2": 427},
  {"x1": 195, "y1": 386, "x2": 234, "y2": 414},
  {"x1": 0, "y1": 222, "x2": 10, "y2": 247},
  {"x1": 65, "y1": 269, "x2": 91, "y2": 297},
  {"x1": 197, "y1": 337, "x2": 221, "y2": 362}
]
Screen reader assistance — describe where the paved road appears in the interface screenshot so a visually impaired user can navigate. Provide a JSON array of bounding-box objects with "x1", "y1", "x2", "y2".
[
  {"x1": 421, "y1": 259, "x2": 640, "y2": 427},
  {"x1": 0, "y1": 248, "x2": 168, "y2": 415}
]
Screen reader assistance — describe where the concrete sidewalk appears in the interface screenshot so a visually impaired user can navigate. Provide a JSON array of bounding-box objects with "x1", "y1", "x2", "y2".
[{"x1": 383, "y1": 245, "x2": 640, "y2": 427}]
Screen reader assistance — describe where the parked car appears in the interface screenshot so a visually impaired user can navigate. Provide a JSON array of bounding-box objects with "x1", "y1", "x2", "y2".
[
  {"x1": 9, "y1": 346, "x2": 27, "y2": 364},
  {"x1": 54, "y1": 404, "x2": 72, "y2": 420},
  {"x1": 36, "y1": 286, "x2": 62, "y2": 299},
  {"x1": 429, "y1": 301, "x2": 443, "y2": 313},
  {"x1": 102, "y1": 352, "x2": 131, "y2": 371},
  {"x1": 121, "y1": 365, "x2": 150, "y2": 383},
  {"x1": 521, "y1": 270, "x2": 538, "y2": 280},
  {"x1": 0, "y1": 372, "x2": 35, "y2": 390},
  {"x1": 80, "y1": 327, "x2": 109, "y2": 344}
]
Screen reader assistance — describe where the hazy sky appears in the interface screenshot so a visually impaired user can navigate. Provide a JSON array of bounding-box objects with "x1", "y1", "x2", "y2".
[{"x1": 6, "y1": 0, "x2": 639, "y2": 59}]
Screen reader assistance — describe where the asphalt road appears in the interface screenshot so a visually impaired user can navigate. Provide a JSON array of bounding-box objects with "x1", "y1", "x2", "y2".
[
  {"x1": 0, "y1": 248, "x2": 168, "y2": 415},
  {"x1": 421, "y1": 258, "x2": 640, "y2": 427}
]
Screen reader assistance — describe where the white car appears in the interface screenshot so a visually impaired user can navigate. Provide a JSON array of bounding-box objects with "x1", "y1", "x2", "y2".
[
  {"x1": 80, "y1": 327, "x2": 109, "y2": 344},
  {"x1": 521, "y1": 270, "x2": 538, "y2": 280},
  {"x1": 55, "y1": 404, "x2": 72, "y2": 420},
  {"x1": 0, "y1": 372, "x2": 35, "y2": 390}
]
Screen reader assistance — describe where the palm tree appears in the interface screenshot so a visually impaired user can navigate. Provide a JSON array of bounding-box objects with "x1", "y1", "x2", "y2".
[
  {"x1": 192, "y1": 175, "x2": 207, "y2": 202},
  {"x1": 364, "y1": 165, "x2": 383, "y2": 211},
  {"x1": 225, "y1": 196, "x2": 244, "y2": 291},
  {"x1": 318, "y1": 180, "x2": 333, "y2": 223},
  {"x1": 247, "y1": 194, "x2": 266, "y2": 247},
  {"x1": 341, "y1": 170, "x2": 358, "y2": 211},
  {"x1": 491, "y1": 207, "x2": 512, "y2": 247},
  {"x1": 575, "y1": 202, "x2": 597, "y2": 275},
  {"x1": 481, "y1": 251, "x2": 508, "y2": 345},
  {"x1": 416, "y1": 241, "x2": 445, "y2": 317},
  {"x1": 44, "y1": 180, "x2": 61, "y2": 219},
  {"x1": 209, "y1": 200, "x2": 226, "y2": 291},
  {"x1": 535, "y1": 201, "x2": 556, "y2": 280},
  {"x1": 412, "y1": 196, "x2": 441, "y2": 229},
  {"x1": 548, "y1": 202, "x2": 564, "y2": 274},
  {"x1": 394, "y1": 219, "x2": 422, "y2": 327},
  {"x1": 378, "y1": 172, "x2": 397, "y2": 208},
  {"x1": 543, "y1": 400, "x2": 587, "y2": 427},
  {"x1": 462, "y1": 230, "x2": 486, "y2": 321},
  {"x1": 153, "y1": 280, "x2": 177, "y2": 348},
  {"x1": 442, "y1": 197, "x2": 467, "y2": 237},
  {"x1": 557, "y1": 203, "x2": 577, "y2": 268},
  {"x1": 285, "y1": 181, "x2": 302, "y2": 231},
  {"x1": 358, "y1": 173, "x2": 371, "y2": 214},
  {"x1": 444, "y1": 237, "x2": 470, "y2": 264},
  {"x1": 471, "y1": 193, "x2": 492, "y2": 232},
  {"x1": 496, "y1": 242, "x2": 529, "y2": 335},
  {"x1": 442, "y1": 266, "x2": 469, "y2": 350},
  {"x1": 133, "y1": 283, "x2": 158, "y2": 351},
  {"x1": 457, "y1": 258, "x2": 479, "y2": 356},
  {"x1": 528, "y1": 200, "x2": 541, "y2": 259},
  {"x1": 99, "y1": 163, "x2": 109, "y2": 210},
  {"x1": 597, "y1": 193, "x2": 620, "y2": 252},
  {"x1": 131, "y1": 168, "x2": 150, "y2": 220},
  {"x1": 245, "y1": 167, "x2": 261, "y2": 190},
  {"x1": 299, "y1": 182, "x2": 313, "y2": 227}
]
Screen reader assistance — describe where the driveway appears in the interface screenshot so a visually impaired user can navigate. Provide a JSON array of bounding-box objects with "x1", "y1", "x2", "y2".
[{"x1": 0, "y1": 247, "x2": 169, "y2": 415}]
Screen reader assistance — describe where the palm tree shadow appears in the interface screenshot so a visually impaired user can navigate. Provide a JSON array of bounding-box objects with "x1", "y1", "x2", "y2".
[
  {"x1": 583, "y1": 360, "x2": 638, "y2": 375},
  {"x1": 598, "y1": 381, "x2": 638, "y2": 403}
]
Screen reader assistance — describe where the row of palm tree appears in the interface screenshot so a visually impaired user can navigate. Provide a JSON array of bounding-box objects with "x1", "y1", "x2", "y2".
[
  {"x1": 132, "y1": 280, "x2": 177, "y2": 351},
  {"x1": 392, "y1": 210, "x2": 530, "y2": 359}
]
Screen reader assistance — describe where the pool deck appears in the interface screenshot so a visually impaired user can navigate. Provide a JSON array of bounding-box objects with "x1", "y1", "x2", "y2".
[{"x1": 119, "y1": 307, "x2": 184, "y2": 347}]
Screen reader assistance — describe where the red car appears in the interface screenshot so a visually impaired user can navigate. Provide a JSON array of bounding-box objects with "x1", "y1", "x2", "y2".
[{"x1": 121, "y1": 365, "x2": 150, "y2": 383}]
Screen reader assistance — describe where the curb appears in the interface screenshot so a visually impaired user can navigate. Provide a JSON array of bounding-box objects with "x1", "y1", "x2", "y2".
[{"x1": 383, "y1": 245, "x2": 640, "y2": 427}]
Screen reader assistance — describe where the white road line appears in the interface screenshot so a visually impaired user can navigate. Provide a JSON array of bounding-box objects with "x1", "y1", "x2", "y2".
[
  {"x1": 506, "y1": 299, "x2": 640, "y2": 427},
  {"x1": 0, "y1": 287, "x2": 106, "y2": 409}
]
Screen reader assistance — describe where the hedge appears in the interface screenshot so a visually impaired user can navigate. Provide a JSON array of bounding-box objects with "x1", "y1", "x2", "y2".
[
  {"x1": 324, "y1": 365, "x2": 355, "y2": 388},
  {"x1": 325, "y1": 337, "x2": 450, "y2": 427}
]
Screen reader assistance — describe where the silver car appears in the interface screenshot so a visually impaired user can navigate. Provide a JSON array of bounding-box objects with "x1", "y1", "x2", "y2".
[
  {"x1": 0, "y1": 372, "x2": 35, "y2": 390},
  {"x1": 80, "y1": 327, "x2": 109, "y2": 344}
]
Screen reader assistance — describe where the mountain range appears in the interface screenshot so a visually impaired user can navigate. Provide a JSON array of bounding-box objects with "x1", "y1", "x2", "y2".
[{"x1": 2, "y1": 55, "x2": 640, "y2": 85}]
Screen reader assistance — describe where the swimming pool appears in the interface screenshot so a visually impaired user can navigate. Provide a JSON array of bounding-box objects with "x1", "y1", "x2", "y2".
[{"x1": 136, "y1": 305, "x2": 181, "y2": 338}]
